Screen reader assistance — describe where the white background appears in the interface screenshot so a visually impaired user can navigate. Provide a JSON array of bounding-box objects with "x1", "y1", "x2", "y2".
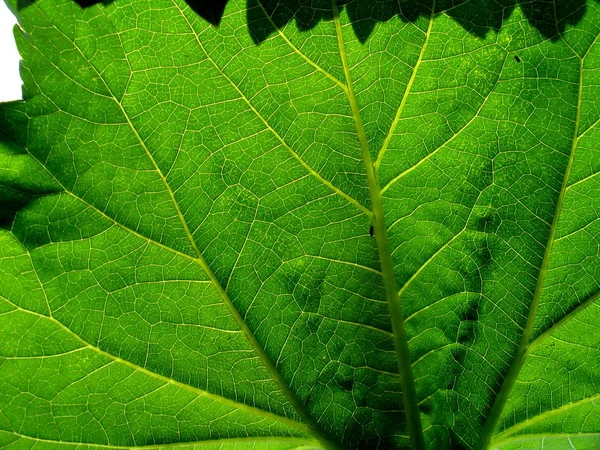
[{"x1": 0, "y1": 2, "x2": 22, "y2": 102}]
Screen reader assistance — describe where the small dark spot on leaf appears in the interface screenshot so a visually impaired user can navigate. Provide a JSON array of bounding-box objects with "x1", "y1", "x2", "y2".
[
  {"x1": 514, "y1": 55, "x2": 521, "y2": 63},
  {"x1": 338, "y1": 378, "x2": 354, "y2": 392},
  {"x1": 457, "y1": 298, "x2": 480, "y2": 344},
  {"x1": 451, "y1": 346, "x2": 467, "y2": 366},
  {"x1": 304, "y1": 314, "x2": 321, "y2": 333},
  {"x1": 457, "y1": 323, "x2": 475, "y2": 344},
  {"x1": 419, "y1": 402, "x2": 432, "y2": 414},
  {"x1": 449, "y1": 430, "x2": 471, "y2": 450},
  {"x1": 369, "y1": 225, "x2": 374, "y2": 236},
  {"x1": 463, "y1": 300, "x2": 480, "y2": 322},
  {"x1": 358, "y1": 395, "x2": 368, "y2": 407},
  {"x1": 470, "y1": 204, "x2": 499, "y2": 234}
]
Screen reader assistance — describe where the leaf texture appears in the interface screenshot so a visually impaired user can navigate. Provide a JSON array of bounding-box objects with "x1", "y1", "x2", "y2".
[{"x1": 0, "y1": 0, "x2": 599, "y2": 449}]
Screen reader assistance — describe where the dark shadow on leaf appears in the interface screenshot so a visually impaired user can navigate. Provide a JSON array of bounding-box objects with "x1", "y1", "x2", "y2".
[
  {"x1": 0, "y1": 186, "x2": 34, "y2": 231},
  {"x1": 248, "y1": 0, "x2": 593, "y2": 44},
  {"x1": 0, "y1": 130, "x2": 34, "y2": 232},
  {"x1": 18, "y1": 0, "x2": 229, "y2": 26},
  {"x1": 0, "y1": 103, "x2": 63, "y2": 234},
  {"x1": 16, "y1": 0, "x2": 594, "y2": 42},
  {"x1": 183, "y1": 0, "x2": 229, "y2": 26},
  {"x1": 17, "y1": 0, "x2": 114, "y2": 8},
  {"x1": 72, "y1": 0, "x2": 113, "y2": 8}
]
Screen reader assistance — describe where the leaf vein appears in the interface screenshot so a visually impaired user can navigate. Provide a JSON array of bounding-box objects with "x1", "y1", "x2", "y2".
[{"x1": 0, "y1": 292, "x2": 309, "y2": 432}]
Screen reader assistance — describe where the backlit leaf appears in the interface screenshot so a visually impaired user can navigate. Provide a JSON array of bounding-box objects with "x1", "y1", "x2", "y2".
[{"x1": 1, "y1": 0, "x2": 599, "y2": 448}]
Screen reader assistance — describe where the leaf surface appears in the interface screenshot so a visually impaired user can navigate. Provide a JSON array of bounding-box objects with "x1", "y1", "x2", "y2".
[{"x1": 0, "y1": 0, "x2": 599, "y2": 449}]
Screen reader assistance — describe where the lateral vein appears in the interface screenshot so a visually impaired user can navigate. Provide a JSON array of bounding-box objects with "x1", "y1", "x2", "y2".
[
  {"x1": 256, "y1": 0, "x2": 347, "y2": 91},
  {"x1": 0, "y1": 430, "x2": 321, "y2": 449},
  {"x1": 174, "y1": 2, "x2": 370, "y2": 218},
  {"x1": 475, "y1": 54, "x2": 586, "y2": 450},
  {"x1": 374, "y1": 5, "x2": 436, "y2": 169},
  {"x1": 491, "y1": 393, "x2": 600, "y2": 444},
  {"x1": 170, "y1": 3, "x2": 344, "y2": 448},
  {"x1": 0, "y1": 293, "x2": 308, "y2": 432},
  {"x1": 526, "y1": 288, "x2": 600, "y2": 353},
  {"x1": 23, "y1": 4, "x2": 338, "y2": 447}
]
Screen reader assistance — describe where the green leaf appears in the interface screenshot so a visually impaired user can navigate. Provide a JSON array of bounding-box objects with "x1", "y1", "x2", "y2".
[{"x1": 1, "y1": 0, "x2": 599, "y2": 449}]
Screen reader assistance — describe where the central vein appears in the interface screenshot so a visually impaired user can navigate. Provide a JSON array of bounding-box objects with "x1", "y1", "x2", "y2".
[{"x1": 331, "y1": 2, "x2": 426, "y2": 449}]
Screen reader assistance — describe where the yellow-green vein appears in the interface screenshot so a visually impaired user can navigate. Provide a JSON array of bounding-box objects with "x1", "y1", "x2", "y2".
[
  {"x1": 374, "y1": 2, "x2": 436, "y2": 169},
  {"x1": 0, "y1": 293, "x2": 310, "y2": 433},
  {"x1": 526, "y1": 288, "x2": 600, "y2": 354},
  {"x1": 173, "y1": 1, "x2": 370, "y2": 219},
  {"x1": 256, "y1": 0, "x2": 347, "y2": 91},
  {"x1": 381, "y1": 51, "x2": 506, "y2": 195},
  {"x1": 475, "y1": 53, "x2": 586, "y2": 450},
  {"x1": 0, "y1": 431, "x2": 321, "y2": 449},
  {"x1": 491, "y1": 432, "x2": 600, "y2": 449},
  {"x1": 490, "y1": 394, "x2": 600, "y2": 445},
  {"x1": 170, "y1": 3, "x2": 345, "y2": 449},
  {"x1": 21, "y1": 5, "x2": 340, "y2": 448}
]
